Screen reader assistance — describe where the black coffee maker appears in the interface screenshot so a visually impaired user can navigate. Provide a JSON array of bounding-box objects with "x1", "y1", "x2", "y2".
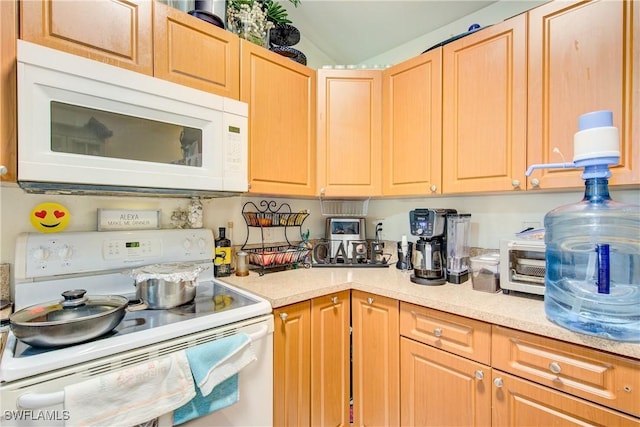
[{"x1": 409, "y1": 208, "x2": 457, "y2": 285}]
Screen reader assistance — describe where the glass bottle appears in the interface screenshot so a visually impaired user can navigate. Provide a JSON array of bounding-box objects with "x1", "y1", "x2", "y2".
[
  {"x1": 214, "y1": 227, "x2": 231, "y2": 277},
  {"x1": 527, "y1": 110, "x2": 640, "y2": 341}
]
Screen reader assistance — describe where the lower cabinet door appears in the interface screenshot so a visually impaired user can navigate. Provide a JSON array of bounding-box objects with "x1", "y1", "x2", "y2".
[
  {"x1": 492, "y1": 371, "x2": 640, "y2": 427},
  {"x1": 352, "y1": 291, "x2": 399, "y2": 426},
  {"x1": 310, "y1": 291, "x2": 351, "y2": 426},
  {"x1": 273, "y1": 301, "x2": 311, "y2": 427},
  {"x1": 400, "y1": 337, "x2": 491, "y2": 426}
]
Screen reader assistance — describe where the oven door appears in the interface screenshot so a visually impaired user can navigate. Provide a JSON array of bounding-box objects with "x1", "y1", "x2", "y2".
[{"x1": 0, "y1": 315, "x2": 273, "y2": 427}]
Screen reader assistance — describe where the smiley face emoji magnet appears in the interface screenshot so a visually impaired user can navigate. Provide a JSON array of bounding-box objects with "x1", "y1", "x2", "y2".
[{"x1": 30, "y1": 202, "x2": 71, "y2": 233}]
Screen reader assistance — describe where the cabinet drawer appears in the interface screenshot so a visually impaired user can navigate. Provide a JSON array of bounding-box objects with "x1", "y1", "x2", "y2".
[
  {"x1": 399, "y1": 302, "x2": 491, "y2": 365},
  {"x1": 492, "y1": 370, "x2": 640, "y2": 427},
  {"x1": 492, "y1": 326, "x2": 640, "y2": 417}
]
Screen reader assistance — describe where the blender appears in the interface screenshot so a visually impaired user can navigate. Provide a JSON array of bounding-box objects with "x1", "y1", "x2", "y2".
[
  {"x1": 446, "y1": 213, "x2": 471, "y2": 283},
  {"x1": 409, "y1": 208, "x2": 456, "y2": 285}
]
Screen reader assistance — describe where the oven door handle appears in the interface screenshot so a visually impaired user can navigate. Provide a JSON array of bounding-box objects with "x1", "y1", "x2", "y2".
[
  {"x1": 17, "y1": 390, "x2": 64, "y2": 409},
  {"x1": 247, "y1": 323, "x2": 269, "y2": 341},
  {"x1": 15, "y1": 323, "x2": 270, "y2": 410}
]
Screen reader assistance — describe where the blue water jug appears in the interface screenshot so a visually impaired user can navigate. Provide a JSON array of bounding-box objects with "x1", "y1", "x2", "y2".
[{"x1": 526, "y1": 111, "x2": 640, "y2": 342}]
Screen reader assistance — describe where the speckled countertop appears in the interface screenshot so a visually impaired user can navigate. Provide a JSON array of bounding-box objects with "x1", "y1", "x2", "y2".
[{"x1": 219, "y1": 266, "x2": 640, "y2": 360}]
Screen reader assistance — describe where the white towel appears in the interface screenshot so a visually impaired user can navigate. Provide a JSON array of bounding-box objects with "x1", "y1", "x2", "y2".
[{"x1": 64, "y1": 351, "x2": 195, "y2": 427}]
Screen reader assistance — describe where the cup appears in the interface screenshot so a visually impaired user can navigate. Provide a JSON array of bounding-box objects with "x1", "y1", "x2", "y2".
[{"x1": 235, "y1": 251, "x2": 249, "y2": 276}]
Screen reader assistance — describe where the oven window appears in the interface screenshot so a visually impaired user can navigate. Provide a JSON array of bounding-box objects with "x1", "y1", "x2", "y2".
[
  {"x1": 331, "y1": 221, "x2": 360, "y2": 235},
  {"x1": 50, "y1": 101, "x2": 203, "y2": 167}
]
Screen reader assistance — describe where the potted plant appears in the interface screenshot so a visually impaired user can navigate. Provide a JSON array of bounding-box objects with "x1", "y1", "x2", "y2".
[{"x1": 226, "y1": 0, "x2": 300, "y2": 47}]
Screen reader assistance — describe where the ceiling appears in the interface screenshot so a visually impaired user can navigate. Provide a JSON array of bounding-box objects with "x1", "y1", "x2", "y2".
[{"x1": 282, "y1": 0, "x2": 498, "y2": 64}]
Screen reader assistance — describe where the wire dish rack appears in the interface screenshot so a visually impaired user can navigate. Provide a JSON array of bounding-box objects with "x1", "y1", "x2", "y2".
[
  {"x1": 241, "y1": 200, "x2": 311, "y2": 275},
  {"x1": 319, "y1": 196, "x2": 369, "y2": 217}
]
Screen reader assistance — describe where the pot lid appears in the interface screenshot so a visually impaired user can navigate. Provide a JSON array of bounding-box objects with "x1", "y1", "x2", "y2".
[
  {"x1": 128, "y1": 262, "x2": 204, "y2": 283},
  {"x1": 9, "y1": 289, "x2": 128, "y2": 326}
]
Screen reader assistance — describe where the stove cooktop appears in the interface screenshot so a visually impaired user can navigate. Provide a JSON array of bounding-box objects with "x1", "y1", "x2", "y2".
[{"x1": 1, "y1": 280, "x2": 271, "y2": 383}]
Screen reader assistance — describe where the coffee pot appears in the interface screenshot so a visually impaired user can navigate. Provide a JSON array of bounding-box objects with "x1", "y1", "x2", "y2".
[{"x1": 408, "y1": 208, "x2": 456, "y2": 285}]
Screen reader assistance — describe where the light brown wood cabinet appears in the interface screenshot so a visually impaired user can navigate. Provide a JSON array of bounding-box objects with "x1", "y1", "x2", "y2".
[
  {"x1": 317, "y1": 69, "x2": 382, "y2": 197},
  {"x1": 273, "y1": 291, "x2": 350, "y2": 427},
  {"x1": 492, "y1": 370, "x2": 640, "y2": 426},
  {"x1": 240, "y1": 40, "x2": 316, "y2": 196},
  {"x1": 399, "y1": 303, "x2": 640, "y2": 426},
  {"x1": 442, "y1": 13, "x2": 528, "y2": 194},
  {"x1": 382, "y1": 49, "x2": 443, "y2": 196},
  {"x1": 351, "y1": 290, "x2": 400, "y2": 426},
  {"x1": 153, "y1": 2, "x2": 240, "y2": 99},
  {"x1": 274, "y1": 291, "x2": 399, "y2": 426},
  {"x1": 20, "y1": 1, "x2": 241, "y2": 98},
  {"x1": 273, "y1": 300, "x2": 311, "y2": 427},
  {"x1": 310, "y1": 291, "x2": 350, "y2": 426},
  {"x1": 492, "y1": 325, "x2": 640, "y2": 418},
  {"x1": 0, "y1": 0, "x2": 17, "y2": 182},
  {"x1": 400, "y1": 302, "x2": 492, "y2": 426},
  {"x1": 400, "y1": 336, "x2": 491, "y2": 426},
  {"x1": 527, "y1": 0, "x2": 640, "y2": 189},
  {"x1": 20, "y1": 0, "x2": 153, "y2": 75}
]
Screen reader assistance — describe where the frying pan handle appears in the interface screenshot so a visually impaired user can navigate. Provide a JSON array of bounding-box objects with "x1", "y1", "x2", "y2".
[{"x1": 17, "y1": 390, "x2": 64, "y2": 409}]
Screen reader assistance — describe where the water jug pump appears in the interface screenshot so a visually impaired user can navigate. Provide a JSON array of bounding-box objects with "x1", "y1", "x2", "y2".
[{"x1": 526, "y1": 110, "x2": 639, "y2": 342}]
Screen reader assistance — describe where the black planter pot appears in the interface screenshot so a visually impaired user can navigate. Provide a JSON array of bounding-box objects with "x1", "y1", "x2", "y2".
[{"x1": 269, "y1": 23, "x2": 300, "y2": 47}]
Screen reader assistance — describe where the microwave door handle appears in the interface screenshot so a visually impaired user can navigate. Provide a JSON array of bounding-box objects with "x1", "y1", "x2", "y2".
[{"x1": 17, "y1": 390, "x2": 64, "y2": 409}]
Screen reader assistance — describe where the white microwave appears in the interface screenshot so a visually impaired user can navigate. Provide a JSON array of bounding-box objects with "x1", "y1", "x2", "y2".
[{"x1": 17, "y1": 40, "x2": 248, "y2": 197}]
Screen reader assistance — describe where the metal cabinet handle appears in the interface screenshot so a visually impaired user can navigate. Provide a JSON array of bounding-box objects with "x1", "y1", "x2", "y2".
[
  {"x1": 530, "y1": 178, "x2": 540, "y2": 188},
  {"x1": 0, "y1": 165, "x2": 7, "y2": 176},
  {"x1": 331, "y1": 296, "x2": 338, "y2": 304},
  {"x1": 430, "y1": 184, "x2": 437, "y2": 192},
  {"x1": 279, "y1": 313, "x2": 288, "y2": 321},
  {"x1": 474, "y1": 370, "x2": 484, "y2": 381},
  {"x1": 549, "y1": 362, "x2": 562, "y2": 374},
  {"x1": 434, "y1": 327, "x2": 443, "y2": 337},
  {"x1": 511, "y1": 179, "x2": 520, "y2": 188},
  {"x1": 367, "y1": 297, "x2": 374, "y2": 305},
  {"x1": 494, "y1": 377, "x2": 503, "y2": 388}
]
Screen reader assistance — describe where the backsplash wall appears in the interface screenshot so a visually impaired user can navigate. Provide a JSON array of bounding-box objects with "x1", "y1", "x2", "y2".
[{"x1": 1, "y1": 182, "x2": 638, "y2": 270}]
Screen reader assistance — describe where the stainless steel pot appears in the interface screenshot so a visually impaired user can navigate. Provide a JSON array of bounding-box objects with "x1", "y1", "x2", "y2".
[
  {"x1": 135, "y1": 278, "x2": 196, "y2": 309},
  {"x1": 129, "y1": 262, "x2": 203, "y2": 310},
  {"x1": 9, "y1": 289, "x2": 129, "y2": 348}
]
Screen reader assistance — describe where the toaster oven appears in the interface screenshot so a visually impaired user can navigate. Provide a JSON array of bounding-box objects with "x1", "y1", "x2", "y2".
[
  {"x1": 499, "y1": 239, "x2": 546, "y2": 295},
  {"x1": 326, "y1": 217, "x2": 366, "y2": 261}
]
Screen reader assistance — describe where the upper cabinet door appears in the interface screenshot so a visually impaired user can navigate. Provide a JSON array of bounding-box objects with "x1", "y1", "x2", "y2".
[
  {"x1": 240, "y1": 40, "x2": 316, "y2": 196},
  {"x1": 527, "y1": 0, "x2": 639, "y2": 189},
  {"x1": 153, "y1": 2, "x2": 240, "y2": 99},
  {"x1": 382, "y1": 49, "x2": 442, "y2": 196},
  {"x1": 442, "y1": 14, "x2": 527, "y2": 194},
  {"x1": 317, "y1": 69, "x2": 382, "y2": 197},
  {"x1": 20, "y1": 0, "x2": 153, "y2": 75}
]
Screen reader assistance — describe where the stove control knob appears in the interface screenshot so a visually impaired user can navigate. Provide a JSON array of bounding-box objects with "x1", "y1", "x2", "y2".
[
  {"x1": 197, "y1": 238, "x2": 207, "y2": 249},
  {"x1": 33, "y1": 247, "x2": 50, "y2": 261},
  {"x1": 57, "y1": 245, "x2": 72, "y2": 260},
  {"x1": 183, "y1": 239, "x2": 192, "y2": 250}
]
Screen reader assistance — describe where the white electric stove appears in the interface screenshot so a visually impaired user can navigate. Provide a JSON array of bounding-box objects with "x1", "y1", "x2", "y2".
[{"x1": 0, "y1": 229, "x2": 274, "y2": 426}]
